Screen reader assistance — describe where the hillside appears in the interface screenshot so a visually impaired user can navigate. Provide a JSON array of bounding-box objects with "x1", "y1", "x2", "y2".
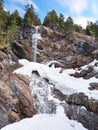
[
  {"x1": 0, "y1": 25, "x2": 98, "y2": 130},
  {"x1": 0, "y1": 25, "x2": 97, "y2": 70}
]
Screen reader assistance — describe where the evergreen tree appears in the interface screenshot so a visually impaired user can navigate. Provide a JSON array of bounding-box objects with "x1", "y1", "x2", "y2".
[
  {"x1": 58, "y1": 13, "x2": 65, "y2": 30},
  {"x1": 43, "y1": 10, "x2": 58, "y2": 26},
  {"x1": 0, "y1": 0, "x2": 4, "y2": 10},
  {"x1": 74, "y1": 24, "x2": 83, "y2": 33},
  {"x1": 0, "y1": 0, "x2": 10, "y2": 46},
  {"x1": 8, "y1": 10, "x2": 22, "y2": 27},
  {"x1": 85, "y1": 26, "x2": 93, "y2": 36},
  {"x1": 32, "y1": 14, "x2": 41, "y2": 26},
  {"x1": 24, "y1": 4, "x2": 41, "y2": 26},
  {"x1": 0, "y1": 0, "x2": 10, "y2": 30},
  {"x1": 85, "y1": 21, "x2": 98, "y2": 38},
  {"x1": 64, "y1": 16, "x2": 75, "y2": 41}
]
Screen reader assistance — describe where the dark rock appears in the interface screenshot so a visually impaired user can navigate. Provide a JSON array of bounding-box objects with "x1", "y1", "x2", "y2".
[
  {"x1": 80, "y1": 69, "x2": 88, "y2": 77},
  {"x1": 71, "y1": 65, "x2": 97, "y2": 79},
  {"x1": 89, "y1": 83, "x2": 98, "y2": 90},
  {"x1": 12, "y1": 40, "x2": 33, "y2": 61},
  {"x1": 0, "y1": 117, "x2": 9, "y2": 128},
  {"x1": 32, "y1": 70, "x2": 40, "y2": 77},
  {"x1": 95, "y1": 73, "x2": 98, "y2": 78},
  {"x1": 52, "y1": 88, "x2": 66, "y2": 101},
  {"x1": 64, "y1": 105, "x2": 98, "y2": 130},
  {"x1": 52, "y1": 88, "x2": 98, "y2": 130}
]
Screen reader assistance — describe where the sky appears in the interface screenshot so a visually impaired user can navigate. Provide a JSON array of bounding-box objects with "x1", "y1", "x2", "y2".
[{"x1": 4, "y1": 0, "x2": 98, "y2": 28}]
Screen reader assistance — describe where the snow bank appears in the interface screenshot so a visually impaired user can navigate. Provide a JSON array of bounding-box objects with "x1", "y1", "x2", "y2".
[
  {"x1": 14, "y1": 59, "x2": 98, "y2": 100},
  {"x1": 1, "y1": 106, "x2": 87, "y2": 130}
]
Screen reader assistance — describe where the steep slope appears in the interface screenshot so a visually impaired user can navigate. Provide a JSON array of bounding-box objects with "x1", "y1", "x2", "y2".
[
  {"x1": 14, "y1": 25, "x2": 97, "y2": 68},
  {"x1": 0, "y1": 25, "x2": 98, "y2": 129},
  {"x1": 0, "y1": 25, "x2": 97, "y2": 70}
]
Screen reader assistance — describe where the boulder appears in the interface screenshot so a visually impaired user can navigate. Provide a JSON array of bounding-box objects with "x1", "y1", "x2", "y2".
[
  {"x1": 53, "y1": 88, "x2": 98, "y2": 130},
  {"x1": 89, "y1": 83, "x2": 98, "y2": 90},
  {"x1": 0, "y1": 70, "x2": 36, "y2": 128}
]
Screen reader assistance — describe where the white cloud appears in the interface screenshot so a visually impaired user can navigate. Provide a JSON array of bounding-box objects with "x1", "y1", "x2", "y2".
[
  {"x1": 56, "y1": 0, "x2": 88, "y2": 16},
  {"x1": 10, "y1": 0, "x2": 38, "y2": 10},
  {"x1": 74, "y1": 16, "x2": 95, "y2": 29},
  {"x1": 56, "y1": 0, "x2": 97, "y2": 29}
]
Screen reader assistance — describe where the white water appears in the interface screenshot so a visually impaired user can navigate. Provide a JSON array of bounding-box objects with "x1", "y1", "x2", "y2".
[
  {"x1": 32, "y1": 26, "x2": 41, "y2": 62},
  {"x1": 30, "y1": 73, "x2": 50, "y2": 113},
  {"x1": 30, "y1": 70, "x2": 59, "y2": 114}
]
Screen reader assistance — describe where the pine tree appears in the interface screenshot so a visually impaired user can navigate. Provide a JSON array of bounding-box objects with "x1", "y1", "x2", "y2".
[
  {"x1": 74, "y1": 24, "x2": 83, "y2": 33},
  {"x1": 64, "y1": 16, "x2": 75, "y2": 41},
  {"x1": 8, "y1": 10, "x2": 21, "y2": 26},
  {"x1": 0, "y1": 0, "x2": 10, "y2": 30},
  {"x1": 0, "y1": 0, "x2": 4, "y2": 10},
  {"x1": 24, "y1": 4, "x2": 41, "y2": 26},
  {"x1": 58, "y1": 13, "x2": 65, "y2": 31},
  {"x1": 85, "y1": 21, "x2": 98, "y2": 37},
  {"x1": 43, "y1": 10, "x2": 58, "y2": 26}
]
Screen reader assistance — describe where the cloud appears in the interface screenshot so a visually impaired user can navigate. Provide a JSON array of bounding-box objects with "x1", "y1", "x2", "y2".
[
  {"x1": 56, "y1": 0, "x2": 88, "y2": 16},
  {"x1": 9, "y1": 0, "x2": 38, "y2": 10},
  {"x1": 74, "y1": 16, "x2": 95, "y2": 29},
  {"x1": 56, "y1": 0, "x2": 97, "y2": 29}
]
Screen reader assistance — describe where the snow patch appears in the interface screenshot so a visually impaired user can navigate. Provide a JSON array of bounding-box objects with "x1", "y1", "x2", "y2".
[
  {"x1": 14, "y1": 59, "x2": 98, "y2": 100},
  {"x1": 1, "y1": 106, "x2": 87, "y2": 130}
]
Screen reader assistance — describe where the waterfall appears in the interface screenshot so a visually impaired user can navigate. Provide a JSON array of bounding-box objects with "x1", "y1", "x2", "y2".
[
  {"x1": 29, "y1": 70, "x2": 58, "y2": 114},
  {"x1": 30, "y1": 73, "x2": 51, "y2": 113},
  {"x1": 32, "y1": 26, "x2": 41, "y2": 62}
]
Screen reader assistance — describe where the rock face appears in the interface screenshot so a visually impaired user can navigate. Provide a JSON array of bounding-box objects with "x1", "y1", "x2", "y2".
[
  {"x1": 12, "y1": 40, "x2": 33, "y2": 61},
  {"x1": 0, "y1": 70, "x2": 36, "y2": 128},
  {"x1": 53, "y1": 88, "x2": 98, "y2": 130},
  {"x1": 70, "y1": 61, "x2": 98, "y2": 79},
  {"x1": 0, "y1": 25, "x2": 97, "y2": 69},
  {"x1": 10, "y1": 25, "x2": 96, "y2": 68}
]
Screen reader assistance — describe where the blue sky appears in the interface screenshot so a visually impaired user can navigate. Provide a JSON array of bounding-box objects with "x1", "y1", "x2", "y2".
[{"x1": 4, "y1": 0, "x2": 98, "y2": 28}]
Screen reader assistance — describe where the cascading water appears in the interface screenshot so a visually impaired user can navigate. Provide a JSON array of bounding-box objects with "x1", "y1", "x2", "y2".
[
  {"x1": 30, "y1": 72, "x2": 53, "y2": 113},
  {"x1": 32, "y1": 26, "x2": 41, "y2": 62}
]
